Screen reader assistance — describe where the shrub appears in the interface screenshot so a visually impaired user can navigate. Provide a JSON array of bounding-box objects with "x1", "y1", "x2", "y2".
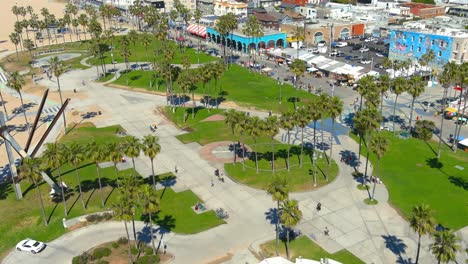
[
  {"x1": 117, "y1": 237, "x2": 128, "y2": 244},
  {"x1": 93, "y1": 247, "x2": 111, "y2": 259},
  {"x1": 102, "y1": 212, "x2": 113, "y2": 220},
  {"x1": 96, "y1": 260, "x2": 109, "y2": 264},
  {"x1": 130, "y1": 245, "x2": 139, "y2": 255},
  {"x1": 135, "y1": 255, "x2": 160, "y2": 264},
  {"x1": 72, "y1": 252, "x2": 92, "y2": 264},
  {"x1": 144, "y1": 245, "x2": 154, "y2": 255},
  {"x1": 111, "y1": 242, "x2": 119, "y2": 249},
  {"x1": 86, "y1": 214, "x2": 103, "y2": 223},
  {"x1": 414, "y1": 120, "x2": 436, "y2": 141}
]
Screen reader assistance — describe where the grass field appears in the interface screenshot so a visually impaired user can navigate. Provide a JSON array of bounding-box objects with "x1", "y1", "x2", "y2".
[
  {"x1": 352, "y1": 131, "x2": 468, "y2": 229},
  {"x1": 261, "y1": 236, "x2": 364, "y2": 264},
  {"x1": 114, "y1": 65, "x2": 317, "y2": 113}
]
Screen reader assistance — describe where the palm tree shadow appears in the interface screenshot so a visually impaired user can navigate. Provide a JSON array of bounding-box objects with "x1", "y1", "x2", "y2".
[
  {"x1": 0, "y1": 181, "x2": 13, "y2": 200},
  {"x1": 424, "y1": 141, "x2": 438, "y2": 157},
  {"x1": 47, "y1": 202, "x2": 59, "y2": 224},
  {"x1": 104, "y1": 186, "x2": 117, "y2": 205},
  {"x1": 382, "y1": 235, "x2": 409, "y2": 263},
  {"x1": 448, "y1": 176, "x2": 468, "y2": 190},
  {"x1": 159, "y1": 176, "x2": 177, "y2": 199},
  {"x1": 264, "y1": 207, "x2": 279, "y2": 226}
]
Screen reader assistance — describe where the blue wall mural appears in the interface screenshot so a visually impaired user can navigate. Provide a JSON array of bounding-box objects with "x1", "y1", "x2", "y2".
[{"x1": 389, "y1": 30, "x2": 453, "y2": 65}]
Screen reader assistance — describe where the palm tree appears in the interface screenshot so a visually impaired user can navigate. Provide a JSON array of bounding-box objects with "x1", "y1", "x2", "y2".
[
  {"x1": 112, "y1": 195, "x2": 134, "y2": 263},
  {"x1": 407, "y1": 76, "x2": 425, "y2": 132},
  {"x1": 280, "y1": 199, "x2": 303, "y2": 260},
  {"x1": 123, "y1": 136, "x2": 141, "y2": 177},
  {"x1": 295, "y1": 107, "x2": 310, "y2": 168},
  {"x1": 48, "y1": 56, "x2": 67, "y2": 131},
  {"x1": 142, "y1": 135, "x2": 161, "y2": 189},
  {"x1": 247, "y1": 116, "x2": 263, "y2": 173},
  {"x1": 317, "y1": 94, "x2": 330, "y2": 179},
  {"x1": 369, "y1": 133, "x2": 388, "y2": 201},
  {"x1": 289, "y1": 59, "x2": 306, "y2": 94},
  {"x1": 7, "y1": 71, "x2": 28, "y2": 128},
  {"x1": 267, "y1": 175, "x2": 289, "y2": 256},
  {"x1": 236, "y1": 112, "x2": 249, "y2": 170},
  {"x1": 19, "y1": 157, "x2": 48, "y2": 226},
  {"x1": 430, "y1": 230, "x2": 460, "y2": 264},
  {"x1": 377, "y1": 75, "x2": 391, "y2": 125},
  {"x1": 88, "y1": 141, "x2": 106, "y2": 207},
  {"x1": 23, "y1": 38, "x2": 34, "y2": 60},
  {"x1": 242, "y1": 15, "x2": 263, "y2": 67},
  {"x1": 265, "y1": 116, "x2": 279, "y2": 172},
  {"x1": 328, "y1": 96, "x2": 343, "y2": 168},
  {"x1": 391, "y1": 77, "x2": 408, "y2": 134},
  {"x1": 437, "y1": 62, "x2": 457, "y2": 158},
  {"x1": 225, "y1": 109, "x2": 240, "y2": 163},
  {"x1": 308, "y1": 101, "x2": 321, "y2": 152},
  {"x1": 141, "y1": 33, "x2": 153, "y2": 87},
  {"x1": 118, "y1": 175, "x2": 142, "y2": 242},
  {"x1": 9, "y1": 33, "x2": 20, "y2": 60},
  {"x1": 409, "y1": 204, "x2": 436, "y2": 264},
  {"x1": 66, "y1": 143, "x2": 86, "y2": 209},
  {"x1": 77, "y1": 14, "x2": 89, "y2": 41},
  {"x1": 292, "y1": 26, "x2": 305, "y2": 59},
  {"x1": 279, "y1": 111, "x2": 295, "y2": 171},
  {"x1": 139, "y1": 184, "x2": 160, "y2": 254},
  {"x1": 42, "y1": 143, "x2": 68, "y2": 216},
  {"x1": 107, "y1": 142, "x2": 122, "y2": 187},
  {"x1": 127, "y1": 29, "x2": 139, "y2": 64},
  {"x1": 119, "y1": 36, "x2": 132, "y2": 86}
]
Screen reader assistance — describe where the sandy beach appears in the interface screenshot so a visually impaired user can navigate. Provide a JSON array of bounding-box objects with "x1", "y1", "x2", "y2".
[{"x1": 0, "y1": 0, "x2": 67, "y2": 52}]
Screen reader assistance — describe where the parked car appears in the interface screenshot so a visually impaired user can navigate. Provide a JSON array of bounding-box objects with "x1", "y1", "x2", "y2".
[
  {"x1": 335, "y1": 42, "x2": 348, "y2": 47},
  {"x1": 359, "y1": 47, "x2": 370, "y2": 52},
  {"x1": 360, "y1": 59, "x2": 372, "y2": 64},
  {"x1": 345, "y1": 55, "x2": 352, "y2": 60},
  {"x1": 329, "y1": 50, "x2": 339, "y2": 56},
  {"x1": 336, "y1": 52, "x2": 345, "y2": 57},
  {"x1": 352, "y1": 45, "x2": 362, "y2": 50},
  {"x1": 309, "y1": 48, "x2": 319, "y2": 54},
  {"x1": 374, "y1": 63, "x2": 384, "y2": 69},
  {"x1": 317, "y1": 40, "x2": 327, "y2": 47},
  {"x1": 16, "y1": 239, "x2": 46, "y2": 254},
  {"x1": 376, "y1": 53, "x2": 385, "y2": 57}
]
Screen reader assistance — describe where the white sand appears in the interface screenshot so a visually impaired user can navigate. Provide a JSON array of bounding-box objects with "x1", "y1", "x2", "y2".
[{"x1": 0, "y1": 0, "x2": 67, "y2": 51}]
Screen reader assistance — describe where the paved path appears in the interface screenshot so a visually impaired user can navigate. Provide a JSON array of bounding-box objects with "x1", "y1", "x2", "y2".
[{"x1": 3, "y1": 65, "x2": 465, "y2": 264}]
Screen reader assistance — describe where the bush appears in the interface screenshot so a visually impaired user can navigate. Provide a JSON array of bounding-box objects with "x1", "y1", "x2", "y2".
[
  {"x1": 86, "y1": 214, "x2": 103, "y2": 223},
  {"x1": 144, "y1": 245, "x2": 154, "y2": 255},
  {"x1": 111, "y1": 242, "x2": 119, "y2": 249},
  {"x1": 93, "y1": 247, "x2": 111, "y2": 259},
  {"x1": 117, "y1": 237, "x2": 128, "y2": 245},
  {"x1": 131, "y1": 245, "x2": 139, "y2": 255},
  {"x1": 96, "y1": 260, "x2": 109, "y2": 264},
  {"x1": 135, "y1": 255, "x2": 160, "y2": 264},
  {"x1": 72, "y1": 252, "x2": 92, "y2": 264},
  {"x1": 102, "y1": 212, "x2": 113, "y2": 220}
]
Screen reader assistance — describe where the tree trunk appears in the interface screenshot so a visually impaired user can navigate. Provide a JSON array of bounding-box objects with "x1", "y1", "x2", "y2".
[
  {"x1": 254, "y1": 139, "x2": 259, "y2": 173},
  {"x1": 321, "y1": 119, "x2": 328, "y2": 181},
  {"x1": 453, "y1": 89, "x2": 466, "y2": 152},
  {"x1": 329, "y1": 119, "x2": 335, "y2": 166},
  {"x1": 271, "y1": 138, "x2": 275, "y2": 173},
  {"x1": 286, "y1": 227, "x2": 290, "y2": 259},
  {"x1": 18, "y1": 92, "x2": 29, "y2": 130},
  {"x1": 75, "y1": 165, "x2": 86, "y2": 209},
  {"x1": 56, "y1": 77, "x2": 67, "y2": 132},
  {"x1": 149, "y1": 213, "x2": 156, "y2": 255},
  {"x1": 364, "y1": 134, "x2": 370, "y2": 184},
  {"x1": 232, "y1": 131, "x2": 237, "y2": 163},
  {"x1": 392, "y1": 95, "x2": 399, "y2": 135},
  {"x1": 415, "y1": 233, "x2": 421, "y2": 264},
  {"x1": 300, "y1": 128, "x2": 304, "y2": 168},
  {"x1": 57, "y1": 168, "x2": 68, "y2": 216},
  {"x1": 437, "y1": 87, "x2": 448, "y2": 158},
  {"x1": 275, "y1": 200, "x2": 279, "y2": 255},
  {"x1": 371, "y1": 159, "x2": 380, "y2": 201},
  {"x1": 313, "y1": 121, "x2": 317, "y2": 151},
  {"x1": 287, "y1": 129, "x2": 291, "y2": 171},
  {"x1": 192, "y1": 91, "x2": 195, "y2": 119},
  {"x1": 151, "y1": 159, "x2": 156, "y2": 190},
  {"x1": 132, "y1": 216, "x2": 137, "y2": 242},
  {"x1": 36, "y1": 182, "x2": 48, "y2": 226},
  {"x1": 408, "y1": 97, "x2": 416, "y2": 133},
  {"x1": 131, "y1": 157, "x2": 136, "y2": 178},
  {"x1": 124, "y1": 221, "x2": 134, "y2": 263},
  {"x1": 96, "y1": 163, "x2": 104, "y2": 207}
]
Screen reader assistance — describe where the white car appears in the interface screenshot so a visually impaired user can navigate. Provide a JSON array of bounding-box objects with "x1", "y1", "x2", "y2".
[
  {"x1": 335, "y1": 42, "x2": 348, "y2": 47},
  {"x1": 360, "y1": 59, "x2": 372, "y2": 64},
  {"x1": 329, "y1": 50, "x2": 339, "y2": 56},
  {"x1": 376, "y1": 53, "x2": 385, "y2": 57},
  {"x1": 359, "y1": 47, "x2": 370, "y2": 52},
  {"x1": 16, "y1": 239, "x2": 46, "y2": 254}
]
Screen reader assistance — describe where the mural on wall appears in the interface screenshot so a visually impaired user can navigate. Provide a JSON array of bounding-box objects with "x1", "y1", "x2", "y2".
[{"x1": 389, "y1": 30, "x2": 453, "y2": 64}]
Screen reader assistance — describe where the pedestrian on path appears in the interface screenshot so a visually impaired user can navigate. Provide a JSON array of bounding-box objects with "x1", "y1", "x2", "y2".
[
  {"x1": 211, "y1": 179, "x2": 214, "y2": 187},
  {"x1": 174, "y1": 166, "x2": 178, "y2": 174},
  {"x1": 324, "y1": 227, "x2": 329, "y2": 236},
  {"x1": 316, "y1": 202, "x2": 321, "y2": 211}
]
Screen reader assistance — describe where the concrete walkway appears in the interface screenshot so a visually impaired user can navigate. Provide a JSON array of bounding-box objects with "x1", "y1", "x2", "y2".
[{"x1": 2, "y1": 65, "x2": 461, "y2": 264}]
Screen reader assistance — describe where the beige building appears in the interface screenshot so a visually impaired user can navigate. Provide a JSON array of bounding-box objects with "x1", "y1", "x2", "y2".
[{"x1": 213, "y1": 0, "x2": 248, "y2": 17}]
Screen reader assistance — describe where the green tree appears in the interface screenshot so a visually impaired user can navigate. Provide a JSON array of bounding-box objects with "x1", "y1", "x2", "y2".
[
  {"x1": 139, "y1": 184, "x2": 160, "y2": 254},
  {"x1": 409, "y1": 204, "x2": 436, "y2": 264},
  {"x1": 292, "y1": 26, "x2": 305, "y2": 59},
  {"x1": 391, "y1": 76, "x2": 408, "y2": 134},
  {"x1": 129, "y1": 0, "x2": 144, "y2": 31},
  {"x1": 118, "y1": 175, "x2": 142, "y2": 242},
  {"x1": 328, "y1": 96, "x2": 343, "y2": 168},
  {"x1": 242, "y1": 16, "x2": 263, "y2": 67},
  {"x1": 414, "y1": 120, "x2": 436, "y2": 141},
  {"x1": 279, "y1": 111, "x2": 295, "y2": 171},
  {"x1": 246, "y1": 116, "x2": 263, "y2": 173},
  {"x1": 88, "y1": 141, "x2": 107, "y2": 207},
  {"x1": 265, "y1": 116, "x2": 279, "y2": 172},
  {"x1": 437, "y1": 62, "x2": 457, "y2": 158},
  {"x1": 267, "y1": 175, "x2": 289, "y2": 256},
  {"x1": 280, "y1": 199, "x2": 303, "y2": 260},
  {"x1": 23, "y1": 38, "x2": 34, "y2": 59},
  {"x1": 119, "y1": 35, "x2": 132, "y2": 86},
  {"x1": 19, "y1": 157, "x2": 48, "y2": 226},
  {"x1": 107, "y1": 142, "x2": 123, "y2": 187},
  {"x1": 48, "y1": 56, "x2": 67, "y2": 131},
  {"x1": 294, "y1": 107, "x2": 310, "y2": 168},
  {"x1": 122, "y1": 136, "x2": 141, "y2": 177},
  {"x1": 7, "y1": 71, "x2": 28, "y2": 128},
  {"x1": 142, "y1": 135, "x2": 161, "y2": 189},
  {"x1": 430, "y1": 230, "x2": 460, "y2": 264},
  {"x1": 112, "y1": 195, "x2": 134, "y2": 263},
  {"x1": 127, "y1": 29, "x2": 139, "y2": 64},
  {"x1": 407, "y1": 76, "x2": 425, "y2": 132},
  {"x1": 369, "y1": 133, "x2": 388, "y2": 201},
  {"x1": 289, "y1": 59, "x2": 306, "y2": 95},
  {"x1": 141, "y1": 33, "x2": 153, "y2": 87},
  {"x1": 65, "y1": 143, "x2": 86, "y2": 209},
  {"x1": 77, "y1": 14, "x2": 89, "y2": 41},
  {"x1": 317, "y1": 94, "x2": 330, "y2": 180},
  {"x1": 9, "y1": 33, "x2": 20, "y2": 60},
  {"x1": 42, "y1": 143, "x2": 68, "y2": 216}
]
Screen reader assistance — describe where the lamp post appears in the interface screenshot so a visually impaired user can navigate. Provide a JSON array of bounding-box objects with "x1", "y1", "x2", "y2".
[{"x1": 313, "y1": 152, "x2": 317, "y2": 187}]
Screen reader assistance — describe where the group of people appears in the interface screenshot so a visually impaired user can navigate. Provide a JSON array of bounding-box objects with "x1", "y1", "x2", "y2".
[{"x1": 370, "y1": 176, "x2": 382, "y2": 184}]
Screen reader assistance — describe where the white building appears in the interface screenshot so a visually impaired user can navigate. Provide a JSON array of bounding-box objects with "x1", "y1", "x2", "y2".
[{"x1": 213, "y1": 0, "x2": 248, "y2": 16}]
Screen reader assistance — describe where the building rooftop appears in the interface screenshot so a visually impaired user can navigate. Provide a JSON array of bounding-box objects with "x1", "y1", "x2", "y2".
[{"x1": 389, "y1": 17, "x2": 468, "y2": 37}]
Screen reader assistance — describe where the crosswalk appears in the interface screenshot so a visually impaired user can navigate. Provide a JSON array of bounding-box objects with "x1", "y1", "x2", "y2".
[
  {"x1": 42, "y1": 105, "x2": 61, "y2": 115},
  {"x1": 0, "y1": 71, "x2": 7, "y2": 84}
]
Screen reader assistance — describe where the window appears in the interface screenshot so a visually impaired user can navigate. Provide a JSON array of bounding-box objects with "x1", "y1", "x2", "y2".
[
  {"x1": 456, "y1": 43, "x2": 459, "y2": 50},
  {"x1": 417, "y1": 47, "x2": 421, "y2": 52},
  {"x1": 410, "y1": 45, "x2": 414, "y2": 51},
  {"x1": 419, "y1": 37, "x2": 423, "y2": 43},
  {"x1": 412, "y1": 36, "x2": 415, "y2": 41},
  {"x1": 431, "y1": 39, "x2": 435, "y2": 45},
  {"x1": 438, "y1": 51, "x2": 442, "y2": 57}
]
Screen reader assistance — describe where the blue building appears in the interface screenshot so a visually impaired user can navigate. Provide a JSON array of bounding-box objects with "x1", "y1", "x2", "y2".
[
  {"x1": 388, "y1": 29, "x2": 454, "y2": 67},
  {"x1": 206, "y1": 27, "x2": 287, "y2": 53}
]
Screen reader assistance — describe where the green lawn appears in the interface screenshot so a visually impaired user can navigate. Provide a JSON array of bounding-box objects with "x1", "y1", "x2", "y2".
[
  {"x1": 96, "y1": 73, "x2": 115, "y2": 83},
  {"x1": 113, "y1": 65, "x2": 318, "y2": 113},
  {"x1": 352, "y1": 132, "x2": 468, "y2": 229},
  {"x1": 261, "y1": 236, "x2": 364, "y2": 264},
  {"x1": 88, "y1": 35, "x2": 216, "y2": 65},
  {"x1": 62, "y1": 123, "x2": 124, "y2": 145}
]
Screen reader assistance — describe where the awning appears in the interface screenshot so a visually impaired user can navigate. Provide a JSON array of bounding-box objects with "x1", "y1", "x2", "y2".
[
  {"x1": 186, "y1": 24, "x2": 206, "y2": 38},
  {"x1": 261, "y1": 67, "x2": 272, "y2": 72},
  {"x1": 307, "y1": 67, "x2": 318, "y2": 72},
  {"x1": 445, "y1": 107, "x2": 458, "y2": 113}
]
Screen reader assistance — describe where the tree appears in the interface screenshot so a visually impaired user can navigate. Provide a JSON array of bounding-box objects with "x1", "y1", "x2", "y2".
[
  {"x1": 430, "y1": 230, "x2": 460, "y2": 264},
  {"x1": 414, "y1": 120, "x2": 436, "y2": 141},
  {"x1": 118, "y1": 175, "x2": 142, "y2": 242},
  {"x1": 377, "y1": 75, "x2": 391, "y2": 125},
  {"x1": 279, "y1": 111, "x2": 295, "y2": 171},
  {"x1": 295, "y1": 107, "x2": 310, "y2": 168},
  {"x1": 289, "y1": 59, "x2": 306, "y2": 94},
  {"x1": 215, "y1": 13, "x2": 237, "y2": 65},
  {"x1": 317, "y1": 94, "x2": 331, "y2": 180},
  {"x1": 407, "y1": 75, "x2": 425, "y2": 132},
  {"x1": 23, "y1": 38, "x2": 34, "y2": 59},
  {"x1": 7, "y1": 71, "x2": 28, "y2": 129},
  {"x1": 307, "y1": 101, "x2": 321, "y2": 152},
  {"x1": 119, "y1": 36, "x2": 132, "y2": 86},
  {"x1": 88, "y1": 141, "x2": 106, "y2": 207},
  {"x1": 112, "y1": 195, "x2": 134, "y2": 263},
  {"x1": 139, "y1": 184, "x2": 159, "y2": 254},
  {"x1": 48, "y1": 56, "x2": 67, "y2": 131},
  {"x1": 437, "y1": 62, "x2": 457, "y2": 158},
  {"x1": 267, "y1": 175, "x2": 289, "y2": 256},
  {"x1": 292, "y1": 26, "x2": 305, "y2": 59},
  {"x1": 265, "y1": 116, "x2": 279, "y2": 172},
  {"x1": 42, "y1": 143, "x2": 68, "y2": 216},
  {"x1": 328, "y1": 96, "x2": 343, "y2": 168},
  {"x1": 127, "y1": 29, "x2": 139, "y2": 64},
  {"x1": 225, "y1": 109, "x2": 240, "y2": 163},
  {"x1": 391, "y1": 77, "x2": 408, "y2": 134},
  {"x1": 280, "y1": 199, "x2": 303, "y2": 260},
  {"x1": 211, "y1": 61, "x2": 225, "y2": 109},
  {"x1": 242, "y1": 16, "x2": 263, "y2": 67},
  {"x1": 66, "y1": 143, "x2": 86, "y2": 209},
  {"x1": 193, "y1": 8, "x2": 203, "y2": 63},
  {"x1": 9, "y1": 33, "x2": 20, "y2": 60},
  {"x1": 107, "y1": 142, "x2": 123, "y2": 187},
  {"x1": 246, "y1": 116, "x2": 263, "y2": 173},
  {"x1": 77, "y1": 14, "x2": 89, "y2": 41},
  {"x1": 142, "y1": 135, "x2": 161, "y2": 189},
  {"x1": 123, "y1": 136, "x2": 141, "y2": 177},
  {"x1": 409, "y1": 204, "x2": 436, "y2": 264},
  {"x1": 141, "y1": 33, "x2": 153, "y2": 87},
  {"x1": 19, "y1": 157, "x2": 48, "y2": 226},
  {"x1": 129, "y1": 0, "x2": 144, "y2": 31},
  {"x1": 369, "y1": 133, "x2": 388, "y2": 201}
]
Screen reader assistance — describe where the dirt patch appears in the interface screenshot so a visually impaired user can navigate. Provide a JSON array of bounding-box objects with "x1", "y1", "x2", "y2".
[
  {"x1": 205, "y1": 252, "x2": 234, "y2": 264},
  {"x1": 199, "y1": 141, "x2": 251, "y2": 164},
  {"x1": 201, "y1": 114, "x2": 225, "y2": 122}
]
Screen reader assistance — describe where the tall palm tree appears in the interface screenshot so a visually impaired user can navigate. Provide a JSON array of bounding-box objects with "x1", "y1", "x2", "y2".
[
  {"x1": 48, "y1": 56, "x2": 67, "y2": 131},
  {"x1": 127, "y1": 30, "x2": 139, "y2": 64},
  {"x1": 119, "y1": 36, "x2": 132, "y2": 86},
  {"x1": 267, "y1": 175, "x2": 289, "y2": 256},
  {"x1": 139, "y1": 184, "x2": 160, "y2": 254},
  {"x1": 7, "y1": 71, "x2": 28, "y2": 128},
  {"x1": 377, "y1": 74, "x2": 391, "y2": 126},
  {"x1": 9, "y1": 33, "x2": 20, "y2": 60},
  {"x1": 295, "y1": 107, "x2": 310, "y2": 168},
  {"x1": 308, "y1": 101, "x2": 321, "y2": 152},
  {"x1": 430, "y1": 230, "x2": 460, "y2": 264},
  {"x1": 279, "y1": 111, "x2": 295, "y2": 171},
  {"x1": 236, "y1": 112, "x2": 249, "y2": 170},
  {"x1": 437, "y1": 62, "x2": 457, "y2": 158},
  {"x1": 19, "y1": 157, "x2": 48, "y2": 226},
  {"x1": 118, "y1": 175, "x2": 142, "y2": 242},
  {"x1": 123, "y1": 136, "x2": 141, "y2": 177},
  {"x1": 317, "y1": 94, "x2": 330, "y2": 180},
  {"x1": 225, "y1": 109, "x2": 240, "y2": 163},
  {"x1": 265, "y1": 116, "x2": 279, "y2": 172},
  {"x1": 391, "y1": 77, "x2": 408, "y2": 134},
  {"x1": 141, "y1": 33, "x2": 153, "y2": 87},
  {"x1": 242, "y1": 16, "x2": 263, "y2": 67},
  {"x1": 66, "y1": 143, "x2": 86, "y2": 209},
  {"x1": 328, "y1": 96, "x2": 343, "y2": 168},
  {"x1": 107, "y1": 142, "x2": 123, "y2": 187},
  {"x1": 88, "y1": 141, "x2": 106, "y2": 207},
  {"x1": 112, "y1": 195, "x2": 134, "y2": 263},
  {"x1": 142, "y1": 135, "x2": 161, "y2": 189},
  {"x1": 409, "y1": 204, "x2": 436, "y2": 264},
  {"x1": 369, "y1": 133, "x2": 388, "y2": 201},
  {"x1": 407, "y1": 76, "x2": 425, "y2": 132},
  {"x1": 280, "y1": 199, "x2": 303, "y2": 260},
  {"x1": 290, "y1": 59, "x2": 306, "y2": 96},
  {"x1": 42, "y1": 143, "x2": 68, "y2": 216},
  {"x1": 247, "y1": 116, "x2": 263, "y2": 173}
]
